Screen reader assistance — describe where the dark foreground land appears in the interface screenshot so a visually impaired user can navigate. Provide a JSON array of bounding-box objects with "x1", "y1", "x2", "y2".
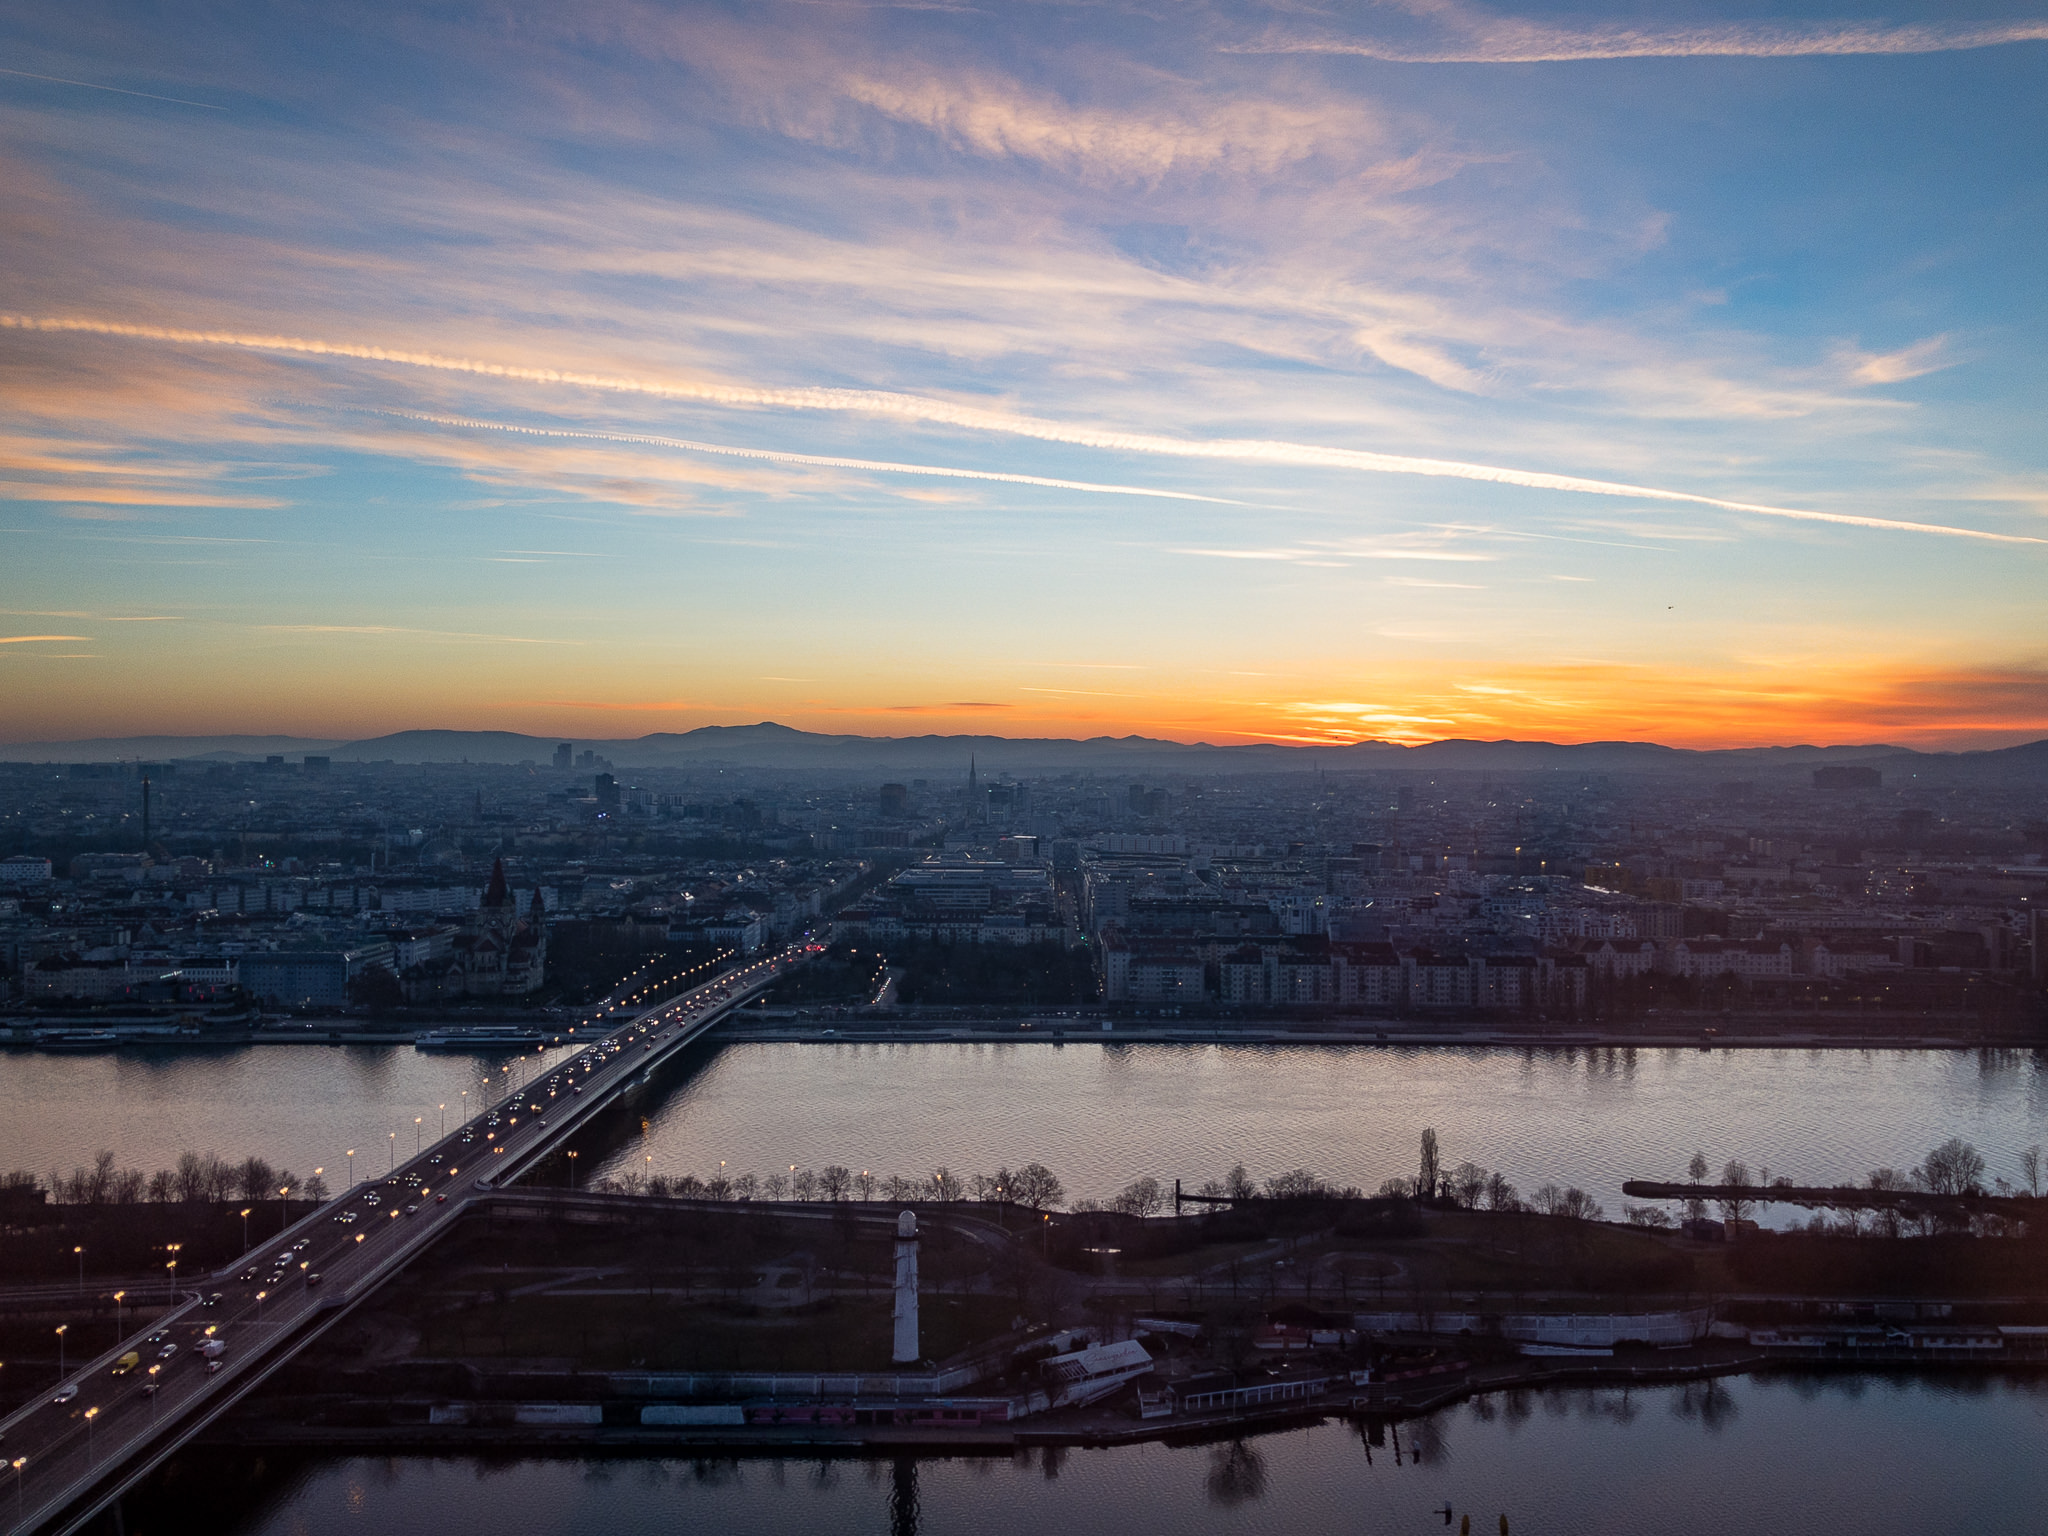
[{"x1": 8, "y1": 1182, "x2": 2035, "y2": 1470}]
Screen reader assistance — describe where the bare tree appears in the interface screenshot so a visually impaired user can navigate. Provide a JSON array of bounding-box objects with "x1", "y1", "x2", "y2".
[
  {"x1": 1920, "y1": 1138, "x2": 1986, "y2": 1196},
  {"x1": 793, "y1": 1167, "x2": 819, "y2": 1201},
  {"x1": 1451, "y1": 1162, "x2": 1488, "y2": 1210},
  {"x1": 146, "y1": 1169, "x2": 176, "y2": 1203},
  {"x1": 1685, "y1": 1151, "x2": 1710, "y2": 1224},
  {"x1": 1225, "y1": 1163, "x2": 1256, "y2": 1202},
  {"x1": 1011, "y1": 1162, "x2": 1064, "y2": 1210},
  {"x1": 1717, "y1": 1161, "x2": 1754, "y2": 1224},
  {"x1": 2021, "y1": 1146, "x2": 2042, "y2": 1198},
  {"x1": 1113, "y1": 1177, "x2": 1164, "y2": 1217},
  {"x1": 303, "y1": 1171, "x2": 329, "y2": 1202},
  {"x1": 175, "y1": 1152, "x2": 208, "y2": 1204},
  {"x1": 1484, "y1": 1171, "x2": 1519, "y2": 1212},
  {"x1": 820, "y1": 1165, "x2": 852, "y2": 1201},
  {"x1": 1417, "y1": 1129, "x2": 1441, "y2": 1202},
  {"x1": 852, "y1": 1170, "x2": 875, "y2": 1201},
  {"x1": 236, "y1": 1157, "x2": 276, "y2": 1204}
]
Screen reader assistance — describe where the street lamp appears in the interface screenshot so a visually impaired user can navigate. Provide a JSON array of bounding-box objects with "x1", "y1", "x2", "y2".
[
  {"x1": 165, "y1": 1244, "x2": 181, "y2": 1288},
  {"x1": 240, "y1": 1207, "x2": 253, "y2": 1249},
  {"x1": 566, "y1": 1151, "x2": 577, "y2": 1190},
  {"x1": 73, "y1": 1246, "x2": 84, "y2": 1294},
  {"x1": 10, "y1": 1457, "x2": 25, "y2": 1523},
  {"x1": 113, "y1": 1290, "x2": 126, "y2": 1336},
  {"x1": 54, "y1": 1325, "x2": 66, "y2": 1380},
  {"x1": 414, "y1": 1116, "x2": 423, "y2": 1154},
  {"x1": 346, "y1": 1149, "x2": 356, "y2": 1187},
  {"x1": 255, "y1": 1289, "x2": 267, "y2": 1321},
  {"x1": 438, "y1": 1102, "x2": 447, "y2": 1137},
  {"x1": 84, "y1": 1406, "x2": 98, "y2": 1462},
  {"x1": 278, "y1": 1185, "x2": 291, "y2": 1234},
  {"x1": 388, "y1": 1131, "x2": 396, "y2": 1170}
]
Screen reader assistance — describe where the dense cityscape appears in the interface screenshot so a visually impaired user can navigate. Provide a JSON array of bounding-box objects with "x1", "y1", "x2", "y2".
[{"x1": 4, "y1": 739, "x2": 2043, "y2": 1038}]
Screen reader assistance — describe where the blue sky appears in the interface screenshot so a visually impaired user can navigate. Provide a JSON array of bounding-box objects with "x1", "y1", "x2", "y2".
[{"x1": 2, "y1": 0, "x2": 2045, "y2": 746}]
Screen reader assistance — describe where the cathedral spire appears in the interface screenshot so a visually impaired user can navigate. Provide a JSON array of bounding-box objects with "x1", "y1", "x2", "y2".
[{"x1": 482, "y1": 856, "x2": 510, "y2": 908}]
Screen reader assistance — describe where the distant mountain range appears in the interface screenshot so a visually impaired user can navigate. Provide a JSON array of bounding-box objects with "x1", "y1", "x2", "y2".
[{"x1": 5, "y1": 723, "x2": 2047, "y2": 779}]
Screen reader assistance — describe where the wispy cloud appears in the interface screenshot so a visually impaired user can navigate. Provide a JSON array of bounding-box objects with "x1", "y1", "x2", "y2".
[
  {"x1": 1237, "y1": 3, "x2": 2048, "y2": 64},
  {"x1": 0, "y1": 634, "x2": 92, "y2": 643},
  {"x1": 11, "y1": 316, "x2": 2033, "y2": 543}
]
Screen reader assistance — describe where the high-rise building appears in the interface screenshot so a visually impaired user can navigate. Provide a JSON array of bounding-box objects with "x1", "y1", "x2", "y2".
[{"x1": 553, "y1": 743, "x2": 573, "y2": 770}]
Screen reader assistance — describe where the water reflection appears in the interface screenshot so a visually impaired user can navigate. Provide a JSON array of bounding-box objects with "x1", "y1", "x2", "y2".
[
  {"x1": 1670, "y1": 1379, "x2": 1741, "y2": 1432},
  {"x1": 1204, "y1": 1440, "x2": 1267, "y2": 1506},
  {"x1": 119, "y1": 1375, "x2": 2048, "y2": 1536}
]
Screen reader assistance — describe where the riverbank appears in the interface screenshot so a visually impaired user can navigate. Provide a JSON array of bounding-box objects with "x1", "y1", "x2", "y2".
[
  {"x1": 5, "y1": 1008, "x2": 2037, "y2": 1052},
  {"x1": 196, "y1": 1344, "x2": 2048, "y2": 1456}
]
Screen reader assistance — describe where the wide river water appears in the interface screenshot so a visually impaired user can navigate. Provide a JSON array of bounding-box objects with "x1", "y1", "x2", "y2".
[
  {"x1": 133, "y1": 1374, "x2": 2048, "y2": 1536},
  {"x1": 5, "y1": 1040, "x2": 2048, "y2": 1212}
]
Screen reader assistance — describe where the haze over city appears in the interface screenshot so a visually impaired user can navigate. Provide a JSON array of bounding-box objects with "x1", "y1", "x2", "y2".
[{"x1": 4, "y1": 0, "x2": 2046, "y2": 751}]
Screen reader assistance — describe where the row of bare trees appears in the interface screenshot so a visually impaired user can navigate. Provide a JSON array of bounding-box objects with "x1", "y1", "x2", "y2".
[
  {"x1": 5, "y1": 1151, "x2": 329, "y2": 1207},
  {"x1": 588, "y1": 1160, "x2": 1066, "y2": 1209}
]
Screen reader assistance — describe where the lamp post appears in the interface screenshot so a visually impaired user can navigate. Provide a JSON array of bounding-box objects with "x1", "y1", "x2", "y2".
[
  {"x1": 438, "y1": 1102, "x2": 447, "y2": 1137},
  {"x1": 255, "y1": 1289, "x2": 267, "y2": 1322},
  {"x1": 566, "y1": 1151, "x2": 577, "y2": 1190},
  {"x1": 165, "y1": 1243, "x2": 181, "y2": 1289},
  {"x1": 84, "y1": 1406, "x2": 98, "y2": 1462},
  {"x1": 11, "y1": 1456, "x2": 25, "y2": 1523},
  {"x1": 73, "y1": 1246, "x2": 84, "y2": 1294},
  {"x1": 146, "y1": 1364, "x2": 160, "y2": 1414},
  {"x1": 54, "y1": 1325, "x2": 66, "y2": 1381},
  {"x1": 278, "y1": 1185, "x2": 291, "y2": 1234},
  {"x1": 346, "y1": 1149, "x2": 356, "y2": 1188},
  {"x1": 113, "y1": 1290, "x2": 125, "y2": 1337},
  {"x1": 240, "y1": 1207, "x2": 253, "y2": 1250},
  {"x1": 414, "y1": 1116, "x2": 423, "y2": 1154},
  {"x1": 388, "y1": 1131, "x2": 395, "y2": 1170}
]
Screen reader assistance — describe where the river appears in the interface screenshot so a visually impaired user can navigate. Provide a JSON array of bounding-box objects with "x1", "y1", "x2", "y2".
[
  {"x1": 127, "y1": 1374, "x2": 2048, "y2": 1536},
  {"x1": 7, "y1": 1041, "x2": 2048, "y2": 1214}
]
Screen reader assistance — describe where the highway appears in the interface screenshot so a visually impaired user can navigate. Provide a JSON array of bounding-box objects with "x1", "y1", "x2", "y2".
[{"x1": 0, "y1": 941, "x2": 817, "y2": 1536}]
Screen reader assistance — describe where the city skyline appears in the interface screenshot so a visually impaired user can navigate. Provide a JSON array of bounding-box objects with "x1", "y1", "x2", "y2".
[{"x1": 3, "y1": 1, "x2": 2047, "y2": 748}]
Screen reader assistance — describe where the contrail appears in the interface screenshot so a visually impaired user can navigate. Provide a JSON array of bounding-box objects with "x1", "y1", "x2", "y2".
[
  {"x1": 357, "y1": 408, "x2": 1242, "y2": 504},
  {"x1": 7, "y1": 313, "x2": 2041, "y2": 545},
  {"x1": 0, "y1": 67, "x2": 227, "y2": 110},
  {"x1": 1242, "y1": 23, "x2": 2048, "y2": 63}
]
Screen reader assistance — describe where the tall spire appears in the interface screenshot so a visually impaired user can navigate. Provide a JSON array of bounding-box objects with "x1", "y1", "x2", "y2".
[{"x1": 483, "y1": 856, "x2": 510, "y2": 908}]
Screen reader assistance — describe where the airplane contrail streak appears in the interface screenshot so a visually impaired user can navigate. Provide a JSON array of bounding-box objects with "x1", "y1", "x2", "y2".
[
  {"x1": 6, "y1": 313, "x2": 2041, "y2": 545},
  {"x1": 358, "y1": 409, "x2": 1242, "y2": 504}
]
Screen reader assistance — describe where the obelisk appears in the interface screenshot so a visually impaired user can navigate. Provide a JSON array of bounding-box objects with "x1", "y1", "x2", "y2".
[{"x1": 892, "y1": 1209, "x2": 920, "y2": 1364}]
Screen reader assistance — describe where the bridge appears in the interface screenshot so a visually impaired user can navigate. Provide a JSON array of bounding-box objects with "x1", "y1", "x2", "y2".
[{"x1": 0, "y1": 941, "x2": 816, "y2": 1536}]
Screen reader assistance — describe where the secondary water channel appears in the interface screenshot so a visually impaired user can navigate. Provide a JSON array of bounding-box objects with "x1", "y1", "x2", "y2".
[
  {"x1": 6, "y1": 1040, "x2": 2048, "y2": 1213},
  {"x1": 126, "y1": 1374, "x2": 2048, "y2": 1536}
]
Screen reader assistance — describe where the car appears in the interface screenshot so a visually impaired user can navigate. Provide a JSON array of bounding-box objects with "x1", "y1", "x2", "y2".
[
  {"x1": 112, "y1": 1351, "x2": 141, "y2": 1375},
  {"x1": 275, "y1": 1252, "x2": 295, "y2": 1264},
  {"x1": 404, "y1": 1203, "x2": 420, "y2": 1216},
  {"x1": 141, "y1": 1381, "x2": 161, "y2": 1397},
  {"x1": 203, "y1": 1292, "x2": 224, "y2": 1307},
  {"x1": 436, "y1": 1193, "x2": 448, "y2": 1203},
  {"x1": 239, "y1": 1268, "x2": 259, "y2": 1281},
  {"x1": 146, "y1": 1331, "x2": 168, "y2": 1346},
  {"x1": 336, "y1": 1211, "x2": 358, "y2": 1225},
  {"x1": 157, "y1": 1344, "x2": 178, "y2": 1360},
  {"x1": 206, "y1": 1359, "x2": 225, "y2": 1374},
  {"x1": 364, "y1": 1193, "x2": 381, "y2": 1206},
  {"x1": 428, "y1": 1154, "x2": 443, "y2": 1165},
  {"x1": 305, "y1": 1272, "x2": 323, "y2": 1287}
]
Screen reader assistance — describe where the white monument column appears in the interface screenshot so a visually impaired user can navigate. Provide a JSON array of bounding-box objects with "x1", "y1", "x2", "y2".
[{"x1": 892, "y1": 1209, "x2": 920, "y2": 1364}]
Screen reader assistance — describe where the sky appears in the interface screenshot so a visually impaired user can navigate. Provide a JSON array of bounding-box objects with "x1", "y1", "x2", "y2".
[{"x1": 1, "y1": 0, "x2": 2045, "y2": 751}]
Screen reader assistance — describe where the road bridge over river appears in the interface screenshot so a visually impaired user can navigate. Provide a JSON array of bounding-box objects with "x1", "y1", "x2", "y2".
[{"x1": 0, "y1": 942, "x2": 815, "y2": 1536}]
